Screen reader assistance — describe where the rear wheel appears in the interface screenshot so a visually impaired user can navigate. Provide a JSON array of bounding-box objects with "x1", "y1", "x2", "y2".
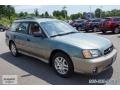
[
  {"x1": 10, "y1": 42, "x2": 19, "y2": 57},
  {"x1": 113, "y1": 27, "x2": 120, "y2": 34},
  {"x1": 52, "y1": 52, "x2": 74, "y2": 78},
  {"x1": 102, "y1": 30, "x2": 106, "y2": 34}
]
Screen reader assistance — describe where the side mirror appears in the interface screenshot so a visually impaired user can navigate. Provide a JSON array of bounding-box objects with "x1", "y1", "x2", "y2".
[{"x1": 33, "y1": 32, "x2": 45, "y2": 38}]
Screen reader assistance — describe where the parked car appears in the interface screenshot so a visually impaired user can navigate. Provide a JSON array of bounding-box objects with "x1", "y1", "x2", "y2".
[
  {"x1": 70, "y1": 19, "x2": 87, "y2": 31},
  {"x1": 0, "y1": 24, "x2": 9, "y2": 32},
  {"x1": 0, "y1": 24, "x2": 5, "y2": 31},
  {"x1": 6, "y1": 17, "x2": 117, "y2": 77},
  {"x1": 85, "y1": 18, "x2": 102, "y2": 32},
  {"x1": 99, "y1": 17, "x2": 120, "y2": 34}
]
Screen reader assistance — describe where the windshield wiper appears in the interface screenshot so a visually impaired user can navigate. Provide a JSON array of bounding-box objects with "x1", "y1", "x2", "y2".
[{"x1": 50, "y1": 31, "x2": 78, "y2": 37}]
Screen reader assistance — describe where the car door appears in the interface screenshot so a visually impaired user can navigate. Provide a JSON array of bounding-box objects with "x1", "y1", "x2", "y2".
[
  {"x1": 26, "y1": 22, "x2": 50, "y2": 61},
  {"x1": 14, "y1": 22, "x2": 30, "y2": 53}
]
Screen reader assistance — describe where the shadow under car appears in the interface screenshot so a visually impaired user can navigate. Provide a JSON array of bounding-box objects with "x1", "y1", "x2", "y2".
[{"x1": 0, "y1": 52, "x2": 113, "y2": 85}]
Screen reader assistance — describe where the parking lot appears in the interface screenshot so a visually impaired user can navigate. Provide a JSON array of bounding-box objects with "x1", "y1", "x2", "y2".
[{"x1": 0, "y1": 31, "x2": 120, "y2": 85}]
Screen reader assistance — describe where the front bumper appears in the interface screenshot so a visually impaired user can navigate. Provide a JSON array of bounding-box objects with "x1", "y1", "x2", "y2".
[{"x1": 72, "y1": 49, "x2": 117, "y2": 74}]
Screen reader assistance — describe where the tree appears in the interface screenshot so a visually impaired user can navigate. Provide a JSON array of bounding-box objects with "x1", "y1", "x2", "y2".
[
  {"x1": 70, "y1": 13, "x2": 82, "y2": 20},
  {"x1": 61, "y1": 10, "x2": 67, "y2": 19},
  {"x1": 0, "y1": 5, "x2": 15, "y2": 20},
  {"x1": 0, "y1": 5, "x2": 6, "y2": 19},
  {"x1": 34, "y1": 9, "x2": 39, "y2": 16},
  {"x1": 53, "y1": 10, "x2": 61, "y2": 17},
  {"x1": 44, "y1": 11, "x2": 49, "y2": 18},
  {"x1": 6, "y1": 5, "x2": 15, "y2": 20},
  {"x1": 62, "y1": 6, "x2": 67, "y2": 19},
  {"x1": 95, "y1": 8, "x2": 102, "y2": 18},
  {"x1": 18, "y1": 12, "x2": 25, "y2": 17},
  {"x1": 53, "y1": 9, "x2": 68, "y2": 20}
]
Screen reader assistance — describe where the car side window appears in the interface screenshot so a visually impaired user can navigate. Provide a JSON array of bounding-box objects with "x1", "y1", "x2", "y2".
[
  {"x1": 11, "y1": 22, "x2": 20, "y2": 32},
  {"x1": 16, "y1": 22, "x2": 29, "y2": 34},
  {"x1": 29, "y1": 22, "x2": 43, "y2": 35},
  {"x1": 113, "y1": 18, "x2": 120, "y2": 21}
]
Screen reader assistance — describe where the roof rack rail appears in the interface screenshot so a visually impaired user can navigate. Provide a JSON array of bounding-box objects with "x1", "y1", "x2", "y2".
[{"x1": 16, "y1": 17, "x2": 39, "y2": 20}]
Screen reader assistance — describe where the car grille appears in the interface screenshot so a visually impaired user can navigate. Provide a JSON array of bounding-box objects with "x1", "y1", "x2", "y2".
[{"x1": 104, "y1": 45, "x2": 113, "y2": 55}]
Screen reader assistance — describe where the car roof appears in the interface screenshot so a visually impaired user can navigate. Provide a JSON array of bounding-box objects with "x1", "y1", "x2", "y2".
[
  {"x1": 14, "y1": 17, "x2": 58, "y2": 23},
  {"x1": 89, "y1": 18, "x2": 101, "y2": 20},
  {"x1": 104, "y1": 17, "x2": 120, "y2": 19}
]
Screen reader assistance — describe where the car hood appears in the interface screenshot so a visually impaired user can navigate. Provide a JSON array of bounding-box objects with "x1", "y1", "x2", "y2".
[{"x1": 52, "y1": 33, "x2": 112, "y2": 50}]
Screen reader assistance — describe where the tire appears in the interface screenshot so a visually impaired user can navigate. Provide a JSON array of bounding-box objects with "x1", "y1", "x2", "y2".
[
  {"x1": 113, "y1": 27, "x2": 120, "y2": 34},
  {"x1": 93, "y1": 27, "x2": 98, "y2": 32},
  {"x1": 77, "y1": 27, "x2": 82, "y2": 31},
  {"x1": 102, "y1": 30, "x2": 106, "y2": 34},
  {"x1": 0, "y1": 29, "x2": 3, "y2": 32},
  {"x1": 10, "y1": 42, "x2": 19, "y2": 57},
  {"x1": 52, "y1": 52, "x2": 74, "y2": 78},
  {"x1": 85, "y1": 29, "x2": 89, "y2": 32}
]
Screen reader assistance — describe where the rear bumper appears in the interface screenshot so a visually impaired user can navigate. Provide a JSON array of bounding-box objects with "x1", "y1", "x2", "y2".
[{"x1": 71, "y1": 49, "x2": 117, "y2": 74}]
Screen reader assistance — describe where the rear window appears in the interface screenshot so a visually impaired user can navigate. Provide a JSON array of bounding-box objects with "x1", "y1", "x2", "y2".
[{"x1": 113, "y1": 18, "x2": 120, "y2": 21}]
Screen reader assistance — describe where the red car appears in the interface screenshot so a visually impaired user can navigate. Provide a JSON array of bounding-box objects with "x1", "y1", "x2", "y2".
[{"x1": 99, "y1": 17, "x2": 120, "y2": 34}]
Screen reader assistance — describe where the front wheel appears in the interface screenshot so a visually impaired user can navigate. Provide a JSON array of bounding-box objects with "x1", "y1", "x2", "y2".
[
  {"x1": 0, "y1": 29, "x2": 4, "y2": 32},
  {"x1": 93, "y1": 27, "x2": 99, "y2": 32},
  {"x1": 52, "y1": 53, "x2": 74, "y2": 78},
  {"x1": 77, "y1": 27, "x2": 82, "y2": 31}
]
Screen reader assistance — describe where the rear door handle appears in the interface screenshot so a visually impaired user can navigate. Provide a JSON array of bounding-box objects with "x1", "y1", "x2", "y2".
[{"x1": 27, "y1": 38, "x2": 30, "y2": 41}]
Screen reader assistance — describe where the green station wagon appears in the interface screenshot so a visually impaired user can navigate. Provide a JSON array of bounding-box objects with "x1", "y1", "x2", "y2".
[{"x1": 5, "y1": 17, "x2": 117, "y2": 77}]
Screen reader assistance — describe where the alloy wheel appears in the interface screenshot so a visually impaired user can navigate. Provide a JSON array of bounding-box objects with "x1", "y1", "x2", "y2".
[
  {"x1": 54, "y1": 57, "x2": 69, "y2": 75},
  {"x1": 11, "y1": 43, "x2": 17, "y2": 56}
]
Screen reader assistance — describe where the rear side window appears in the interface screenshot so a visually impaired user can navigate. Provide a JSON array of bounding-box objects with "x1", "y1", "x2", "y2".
[
  {"x1": 11, "y1": 22, "x2": 20, "y2": 32},
  {"x1": 104, "y1": 18, "x2": 111, "y2": 21},
  {"x1": 76, "y1": 20, "x2": 83, "y2": 23},
  {"x1": 16, "y1": 22, "x2": 29, "y2": 34}
]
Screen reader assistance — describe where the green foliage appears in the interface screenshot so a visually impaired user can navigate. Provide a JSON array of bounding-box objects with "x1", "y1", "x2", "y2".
[
  {"x1": 34, "y1": 9, "x2": 39, "y2": 17},
  {"x1": 0, "y1": 18, "x2": 11, "y2": 26},
  {"x1": 95, "y1": 8, "x2": 102, "y2": 18},
  {"x1": 1, "y1": 5, "x2": 120, "y2": 27},
  {"x1": 53, "y1": 9, "x2": 68, "y2": 20},
  {"x1": 70, "y1": 13, "x2": 82, "y2": 20},
  {"x1": 0, "y1": 5, "x2": 15, "y2": 20}
]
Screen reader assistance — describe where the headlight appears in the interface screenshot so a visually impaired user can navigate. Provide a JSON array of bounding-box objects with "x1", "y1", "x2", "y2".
[{"x1": 82, "y1": 49, "x2": 101, "y2": 59}]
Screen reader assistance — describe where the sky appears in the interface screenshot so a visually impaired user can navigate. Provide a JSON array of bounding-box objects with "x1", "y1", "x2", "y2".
[{"x1": 14, "y1": 5, "x2": 120, "y2": 15}]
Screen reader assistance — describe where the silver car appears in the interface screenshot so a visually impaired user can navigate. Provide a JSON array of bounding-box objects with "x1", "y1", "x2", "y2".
[{"x1": 5, "y1": 17, "x2": 117, "y2": 77}]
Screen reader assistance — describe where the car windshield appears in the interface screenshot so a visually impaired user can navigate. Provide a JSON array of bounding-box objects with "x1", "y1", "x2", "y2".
[
  {"x1": 40, "y1": 20, "x2": 78, "y2": 37},
  {"x1": 92, "y1": 19, "x2": 101, "y2": 22},
  {"x1": 113, "y1": 18, "x2": 120, "y2": 21}
]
